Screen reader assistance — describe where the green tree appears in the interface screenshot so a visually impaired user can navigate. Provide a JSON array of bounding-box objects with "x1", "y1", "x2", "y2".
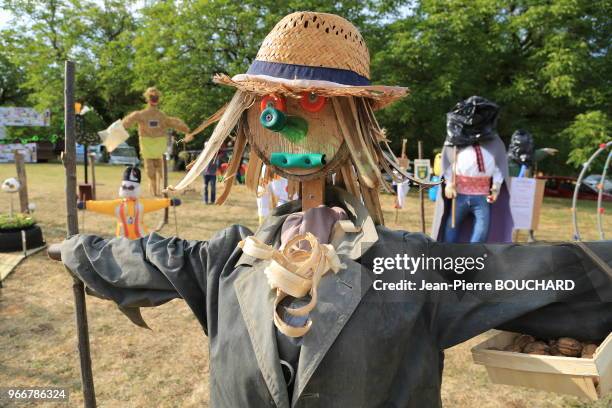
[{"x1": 372, "y1": 0, "x2": 611, "y2": 174}]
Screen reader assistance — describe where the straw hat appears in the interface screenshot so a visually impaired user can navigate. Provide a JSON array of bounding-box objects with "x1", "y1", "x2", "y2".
[{"x1": 214, "y1": 12, "x2": 407, "y2": 109}]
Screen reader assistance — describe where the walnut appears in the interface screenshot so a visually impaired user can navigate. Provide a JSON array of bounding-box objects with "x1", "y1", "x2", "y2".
[
  {"x1": 581, "y1": 343, "x2": 598, "y2": 359},
  {"x1": 503, "y1": 343, "x2": 522, "y2": 353},
  {"x1": 557, "y1": 337, "x2": 583, "y2": 357},
  {"x1": 549, "y1": 345, "x2": 564, "y2": 356},
  {"x1": 513, "y1": 334, "x2": 536, "y2": 351},
  {"x1": 523, "y1": 341, "x2": 550, "y2": 355}
]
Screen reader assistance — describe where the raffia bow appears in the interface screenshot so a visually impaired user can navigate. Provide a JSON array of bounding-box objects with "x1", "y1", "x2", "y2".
[{"x1": 238, "y1": 233, "x2": 346, "y2": 337}]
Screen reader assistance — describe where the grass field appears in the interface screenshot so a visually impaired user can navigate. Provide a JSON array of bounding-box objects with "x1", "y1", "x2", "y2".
[{"x1": 0, "y1": 162, "x2": 610, "y2": 408}]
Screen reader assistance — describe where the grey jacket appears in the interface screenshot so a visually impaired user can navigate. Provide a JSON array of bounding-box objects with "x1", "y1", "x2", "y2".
[{"x1": 61, "y1": 188, "x2": 612, "y2": 408}]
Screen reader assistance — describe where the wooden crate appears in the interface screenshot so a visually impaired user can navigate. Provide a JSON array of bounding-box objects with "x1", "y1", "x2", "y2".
[{"x1": 471, "y1": 330, "x2": 612, "y2": 401}]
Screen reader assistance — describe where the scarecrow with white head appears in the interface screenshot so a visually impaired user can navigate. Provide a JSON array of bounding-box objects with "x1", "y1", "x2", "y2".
[
  {"x1": 57, "y1": 12, "x2": 611, "y2": 407},
  {"x1": 76, "y1": 166, "x2": 180, "y2": 240}
]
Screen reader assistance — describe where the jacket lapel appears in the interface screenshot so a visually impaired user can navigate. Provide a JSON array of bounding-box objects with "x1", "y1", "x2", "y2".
[
  {"x1": 234, "y1": 262, "x2": 291, "y2": 408},
  {"x1": 233, "y1": 208, "x2": 294, "y2": 408},
  {"x1": 291, "y1": 258, "x2": 373, "y2": 404}
]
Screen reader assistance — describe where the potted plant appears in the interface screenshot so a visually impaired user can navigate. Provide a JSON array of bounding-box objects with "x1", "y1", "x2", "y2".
[{"x1": 0, "y1": 178, "x2": 44, "y2": 252}]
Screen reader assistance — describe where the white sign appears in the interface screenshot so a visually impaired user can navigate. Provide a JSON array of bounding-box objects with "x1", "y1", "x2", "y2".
[
  {"x1": 0, "y1": 143, "x2": 38, "y2": 163},
  {"x1": 0, "y1": 107, "x2": 51, "y2": 127},
  {"x1": 509, "y1": 177, "x2": 537, "y2": 229}
]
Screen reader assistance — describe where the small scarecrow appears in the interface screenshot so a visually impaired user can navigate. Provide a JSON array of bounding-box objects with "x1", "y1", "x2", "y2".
[
  {"x1": 121, "y1": 87, "x2": 190, "y2": 196},
  {"x1": 77, "y1": 166, "x2": 180, "y2": 239},
  {"x1": 431, "y1": 96, "x2": 514, "y2": 243},
  {"x1": 2, "y1": 177, "x2": 21, "y2": 218},
  {"x1": 57, "y1": 12, "x2": 611, "y2": 407},
  {"x1": 507, "y1": 129, "x2": 558, "y2": 177}
]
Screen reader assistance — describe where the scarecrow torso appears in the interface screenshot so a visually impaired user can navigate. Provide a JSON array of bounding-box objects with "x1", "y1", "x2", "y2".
[
  {"x1": 123, "y1": 107, "x2": 175, "y2": 159},
  {"x1": 114, "y1": 199, "x2": 146, "y2": 239},
  {"x1": 208, "y1": 223, "x2": 444, "y2": 408}
]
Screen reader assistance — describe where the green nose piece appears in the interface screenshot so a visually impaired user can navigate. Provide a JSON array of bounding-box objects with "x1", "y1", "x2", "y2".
[
  {"x1": 260, "y1": 108, "x2": 308, "y2": 143},
  {"x1": 270, "y1": 152, "x2": 326, "y2": 169}
]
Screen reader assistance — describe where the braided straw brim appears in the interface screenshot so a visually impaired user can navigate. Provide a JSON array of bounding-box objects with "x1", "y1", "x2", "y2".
[{"x1": 213, "y1": 73, "x2": 408, "y2": 110}]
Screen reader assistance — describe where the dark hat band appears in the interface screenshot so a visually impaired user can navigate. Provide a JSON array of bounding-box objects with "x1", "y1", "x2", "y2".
[{"x1": 247, "y1": 60, "x2": 371, "y2": 86}]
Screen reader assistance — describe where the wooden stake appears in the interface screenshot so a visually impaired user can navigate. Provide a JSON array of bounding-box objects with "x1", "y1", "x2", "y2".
[
  {"x1": 154, "y1": 154, "x2": 169, "y2": 232},
  {"x1": 64, "y1": 60, "x2": 97, "y2": 408},
  {"x1": 88, "y1": 153, "x2": 97, "y2": 200},
  {"x1": 15, "y1": 150, "x2": 29, "y2": 213},
  {"x1": 451, "y1": 145, "x2": 458, "y2": 229},
  {"x1": 418, "y1": 140, "x2": 425, "y2": 233},
  {"x1": 301, "y1": 177, "x2": 325, "y2": 211}
]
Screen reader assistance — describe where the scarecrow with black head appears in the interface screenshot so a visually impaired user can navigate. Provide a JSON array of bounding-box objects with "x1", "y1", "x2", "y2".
[
  {"x1": 57, "y1": 12, "x2": 611, "y2": 407},
  {"x1": 431, "y1": 96, "x2": 514, "y2": 244},
  {"x1": 507, "y1": 129, "x2": 558, "y2": 177}
]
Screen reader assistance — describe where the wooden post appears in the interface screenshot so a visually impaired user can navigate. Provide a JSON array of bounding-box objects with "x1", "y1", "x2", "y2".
[
  {"x1": 301, "y1": 177, "x2": 325, "y2": 211},
  {"x1": 64, "y1": 60, "x2": 97, "y2": 408},
  {"x1": 83, "y1": 143, "x2": 89, "y2": 184},
  {"x1": 162, "y1": 153, "x2": 169, "y2": 224},
  {"x1": 88, "y1": 153, "x2": 97, "y2": 200},
  {"x1": 451, "y1": 145, "x2": 458, "y2": 229},
  {"x1": 418, "y1": 141, "x2": 425, "y2": 233},
  {"x1": 15, "y1": 151, "x2": 29, "y2": 213},
  {"x1": 154, "y1": 154, "x2": 170, "y2": 232}
]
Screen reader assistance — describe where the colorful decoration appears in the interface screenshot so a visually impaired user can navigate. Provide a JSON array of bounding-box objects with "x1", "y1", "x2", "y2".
[{"x1": 77, "y1": 166, "x2": 180, "y2": 239}]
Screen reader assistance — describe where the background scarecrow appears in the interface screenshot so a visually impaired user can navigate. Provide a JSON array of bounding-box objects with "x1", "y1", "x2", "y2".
[
  {"x1": 77, "y1": 166, "x2": 180, "y2": 239},
  {"x1": 55, "y1": 12, "x2": 610, "y2": 408},
  {"x1": 507, "y1": 129, "x2": 558, "y2": 177},
  {"x1": 431, "y1": 96, "x2": 514, "y2": 243},
  {"x1": 122, "y1": 87, "x2": 190, "y2": 196}
]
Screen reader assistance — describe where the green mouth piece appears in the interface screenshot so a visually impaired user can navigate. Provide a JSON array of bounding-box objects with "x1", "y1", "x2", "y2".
[{"x1": 270, "y1": 152, "x2": 326, "y2": 169}]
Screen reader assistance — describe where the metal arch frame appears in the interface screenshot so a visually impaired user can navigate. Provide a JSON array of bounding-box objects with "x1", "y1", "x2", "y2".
[
  {"x1": 572, "y1": 140, "x2": 612, "y2": 241},
  {"x1": 596, "y1": 150, "x2": 611, "y2": 240}
]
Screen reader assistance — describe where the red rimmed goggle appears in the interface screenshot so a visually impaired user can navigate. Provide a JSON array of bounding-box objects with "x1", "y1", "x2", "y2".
[{"x1": 299, "y1": 92, "x2": 326, "y2": 112}]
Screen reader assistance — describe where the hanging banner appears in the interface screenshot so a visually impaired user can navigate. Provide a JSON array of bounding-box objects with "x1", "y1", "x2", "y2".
[
  {"x1": 0, "y1": 107, "x2": 51, "y2": 127},
  {"x1": 0, "y1": 143, "x2": 38, "y2": 163}
]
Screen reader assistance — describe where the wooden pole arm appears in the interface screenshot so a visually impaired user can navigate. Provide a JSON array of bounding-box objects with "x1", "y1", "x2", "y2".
[{"x1": 48, "y1": 243, "x2": 62, "y2": 261}]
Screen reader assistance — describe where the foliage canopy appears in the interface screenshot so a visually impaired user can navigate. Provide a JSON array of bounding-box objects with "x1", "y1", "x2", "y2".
[{"x1": 1, "y1": 0, "x2": 609, "y2": 174}]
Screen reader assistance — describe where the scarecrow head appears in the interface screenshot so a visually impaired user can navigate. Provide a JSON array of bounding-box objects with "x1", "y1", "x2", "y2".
[
  {"x1": 508, "y1": 129, "x2": 535, "y2": 166},
  {"x1": 144, "y1": 87, "x2": 161, "y2": 107},
  {"x1": 170, "y1": 12, "x2": 421, "y2": 223},
  {"x1": 119, "y1": 166, "x2": 141, "y2": 199},
  {"x1": 1, "y1": 177, "x2": 21, "y2": 193}
]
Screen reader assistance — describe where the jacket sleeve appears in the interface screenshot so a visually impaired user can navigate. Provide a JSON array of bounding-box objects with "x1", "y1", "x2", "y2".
[
  {"x1": 165, "y1": 116, "x2": 190, "y2": 134},
  {"x1": 141, "y1": 198, "x2": 171, "y2": 213},
  {"x1": 60, "y1": 225, "x2": 251, "y2": 332},
  {"x1": 413, "y1": 237, "x2": 612, "y2": 349},
  {"x1": 122, "y1": 110, "x2": 141, "y2": 129},
  {"x1": 85, "y1": 199, "x2": 120, "y2": 216}
]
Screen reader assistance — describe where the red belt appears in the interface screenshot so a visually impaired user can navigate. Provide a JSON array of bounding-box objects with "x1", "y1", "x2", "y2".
[{"x1": 456, "y1": 175, "x2": 491, "y2": 195}]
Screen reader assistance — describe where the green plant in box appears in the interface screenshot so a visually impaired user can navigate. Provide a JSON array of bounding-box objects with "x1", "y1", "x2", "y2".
[{"x1": 0, "y1": 213, "x2": 36, "y2": 231}]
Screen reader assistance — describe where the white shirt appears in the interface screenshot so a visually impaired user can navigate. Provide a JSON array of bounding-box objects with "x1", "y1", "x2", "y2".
[{"x1": 444, "y1": 145, "x2": 503, "y2": 187}]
